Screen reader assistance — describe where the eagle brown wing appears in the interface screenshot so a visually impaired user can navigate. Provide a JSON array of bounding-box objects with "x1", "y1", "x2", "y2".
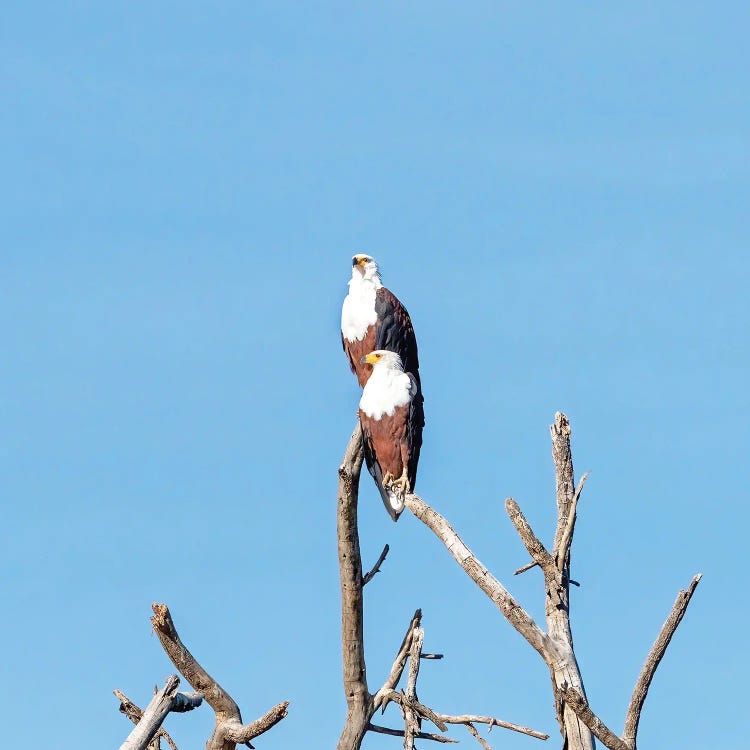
[
  {"x1": 341, "y1": 326, "x2": 377, "y2": 388},
  {"x1": 359, "y1": 403, "x2": 412, "y2": 522}
]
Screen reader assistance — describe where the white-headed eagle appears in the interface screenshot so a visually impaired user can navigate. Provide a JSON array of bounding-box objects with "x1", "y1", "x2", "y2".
[
  {"x1": 341, "y1": 254, "x2": 421, "y2": 389},
  {"x1": 358, "y1": 350, "x2": 422, "y2": 521}
]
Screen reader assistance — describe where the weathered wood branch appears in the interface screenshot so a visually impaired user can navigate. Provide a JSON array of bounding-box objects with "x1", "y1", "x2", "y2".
[
  {"x1": 117, "y1": 675, "x2": 203, "y2": 750},
  {"x1": 514, "y1": 560, "x2": 540, "y2": 576},
  {"x1": 150, "y1": 603, "x2": 288, "y2": 750},
  {"x1": 505, "y1": 498, "x2": 556, "y2": 576},
  {"x1": 373, "y1": 609, "x2": 422, "y2": 710},
  {"x1": 115, "y1": 688, "x2": 180, "y2": 750},
  {"x1": 556, "y1": 686, "x2": 630, "y2": 750},
  {"x1": 403, "y1": 492, "x2": 556, "y2": 662},
  {"x1": 401, "y1": 412, "x2": 701, "y2": 750},
  {"x1": 404, "y1": 626, "x2": 426, "y2": 749},
  {"x1": 464, "y1": 722, "x2": 492, "y2": 750},
  {"x1": 622, "y1": 574, "x2": 702, "y2": 747},
  {"x1": 337, "y1": 425, "x2": 547, "y2": 749},
  {"x1": 545, "y1": 413, "x2": 593, "y2": 750},
  {"x1": 556, "y1": 473, "x2": 588, "y2": 572},
  {"x1": 337, "y1": 424, "x2": 375, "y2": 750},
  {"x1": 436, "y1": 714, "x2": 549, "y2": 741},
  {"x1": 362, "y1": 543, "x2": 390, "y2": 586},
  {"x1": 367, "y1": 724, "x2": 459, "y2": 743}
]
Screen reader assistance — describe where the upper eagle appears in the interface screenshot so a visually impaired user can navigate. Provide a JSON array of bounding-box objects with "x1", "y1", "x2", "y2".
[{"x1": 341, "y1": 254, "x2": 421, "y2": 389}]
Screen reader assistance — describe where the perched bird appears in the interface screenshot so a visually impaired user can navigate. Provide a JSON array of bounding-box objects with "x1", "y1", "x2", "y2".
[
  {"x1": 341, "y1": 254, "x2": 421, "y2": 388},
  {"x1": 358, "y1": 350, "x2": 423, "y2": 521}
]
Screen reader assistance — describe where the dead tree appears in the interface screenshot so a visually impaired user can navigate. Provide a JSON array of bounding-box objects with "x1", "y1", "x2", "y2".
[
  {"x1": 398, "y1": 412, "x2": 701, "y2": 750},
  {"x1": 337, "y1": 425, "x2": 548, "y2": 750},
  {"x1": 115, "y1": 604, "x2": 289, "y2": 750}
]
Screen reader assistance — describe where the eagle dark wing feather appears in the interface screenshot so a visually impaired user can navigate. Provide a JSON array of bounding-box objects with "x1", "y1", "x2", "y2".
[
  {"x1": 374, "y1": 287, "x2": 420, "y2": 384},
  {"x1": 406, "y1": 374, "x2": 424, "y2": 491}
]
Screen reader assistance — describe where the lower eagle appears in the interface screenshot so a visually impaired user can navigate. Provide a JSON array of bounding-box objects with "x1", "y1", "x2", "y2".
[{"x1": 358, "y1": 350, "x2": 423, "y2": 521}]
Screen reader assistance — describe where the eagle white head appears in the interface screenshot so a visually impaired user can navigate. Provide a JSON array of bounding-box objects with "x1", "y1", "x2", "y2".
[
  {"x1": 351, "y1": 254, "x2": 382, "y2": 285},
  {"x1": 359, "y1": 349, "x2": 404, "y2": 372}
]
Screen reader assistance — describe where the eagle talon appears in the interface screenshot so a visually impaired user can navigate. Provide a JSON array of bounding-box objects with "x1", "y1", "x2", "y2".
[{"x1": 388, "y1": 468, "x2": 411, "y2": 499}]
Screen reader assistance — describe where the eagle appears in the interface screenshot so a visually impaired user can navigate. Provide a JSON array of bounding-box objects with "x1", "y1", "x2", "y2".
[
  {"x1": 341, "y1": 254, "x2": 421, "y2": 388},
  {"x1": 358, "y1": 350, "x2": 423, "y2": 521}
]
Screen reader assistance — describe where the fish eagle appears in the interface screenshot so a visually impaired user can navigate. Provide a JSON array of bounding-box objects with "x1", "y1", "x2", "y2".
[
  {"x1": 341, "y1": 254, "x2": 421, "y2": 388},
  {"x1": 358, "y1": 350, "x2": 423, "y2": 521}
]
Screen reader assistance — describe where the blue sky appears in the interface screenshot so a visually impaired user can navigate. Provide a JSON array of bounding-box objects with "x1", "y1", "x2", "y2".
[{"x1": 1, "y1": 3, "x2": 747, "y2": 748}]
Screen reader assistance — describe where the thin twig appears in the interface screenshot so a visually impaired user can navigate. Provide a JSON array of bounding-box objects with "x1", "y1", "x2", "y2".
[
  {"x1": 556, "y1": 472, "x2": 589, "y2": 571},
  {"x1": 362, "y1": 543, "x2": 390, "y2": 586},
  {"x1": 367, "y1": 724, "x2": 458, "y2": 743},
  {"x1": 623, "y1": 574, "x2": 702, "y2": 745},
  {"x1": 437, "y1": 714, "x2": 549, "y2": 741},
  {"x1": 514, "y1": 560, "x2": 539, "y2": 576},
  {"x1": 465, "y1": 723, "x2": 492, "y2": 750}
]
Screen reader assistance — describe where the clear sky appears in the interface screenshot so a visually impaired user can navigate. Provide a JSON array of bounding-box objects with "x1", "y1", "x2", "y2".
[{"x1": 2, "y1": 3, "x2": 747, "y2": 749}]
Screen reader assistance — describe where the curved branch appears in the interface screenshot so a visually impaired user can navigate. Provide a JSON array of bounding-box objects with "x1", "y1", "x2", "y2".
[{"x1": 150, "y1": 603, "x2": 288, "y2": 750}]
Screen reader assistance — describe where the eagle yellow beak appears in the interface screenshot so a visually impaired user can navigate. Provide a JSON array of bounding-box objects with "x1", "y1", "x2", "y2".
[
  {"x1": 352, "y1": 255, "x2": 368, "y2": 268},
  {"x1": 360, "y1": 352, "x2": 380, "y2": 365}
]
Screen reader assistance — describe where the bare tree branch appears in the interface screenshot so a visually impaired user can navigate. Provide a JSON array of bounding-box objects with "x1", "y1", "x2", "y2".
[
  {"x1": 116, "y1": 689, "x2": 175, "y2": 750},
  {"x1": 336, "y1": 424, "x2": 374, "y2": 750},
  {"x1": 117, "y1": 676, "x2": 202, "y2": 750},
  {"x1": 404, "y1": 626, "x2": 425, "y2": 749},
  {"x1": 362, "y1": 543, "x2": 390, "y2": 586},
  {"x1": 150, "y1": 603, "x2": 288, "y2": 750},
  {"x1": 367, "y1": 724, "x2": 459, "y2": 743},
  {"x1": 401, "y1": 412, "x2": 701, "y2": 750},
  {"x1": 623, "y1": 574, "x2": 702, "y2": 746},
  {"x1": 403, "y1": 492, "x2": 557, "y2": 663},
  {"x1": 514, "y1": 560, "x2": 540, "y2": 576},
  {"x1": 556, "y1": 686, "x2": 630, "y2": 750},
  {"x1": 464, "y1": 722, "x2": 492, "y2": 750},
  {"x1": 437, "y1": 714, "x2": 549, "y2": 741},
  {"x1": 505, "y1": 498, "x2": 556, "y2": 576},
  {"x1": 337, "y1": 423, "x2": 554, "y2": 750},
  {"x1": 373, "y1": 609, "x2": 422, "y2": 710},
  {"x1": 556, "y1": 472, "x2": 588, "y2": 572}
]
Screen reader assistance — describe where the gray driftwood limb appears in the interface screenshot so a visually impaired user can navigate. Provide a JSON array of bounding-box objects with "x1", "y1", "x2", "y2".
[
  {"x1": 362, "y1": 543, "x2": 390, "y2": 586},
  {"x1": 622, "y1": 573, "x2": 702, "y2": 747},
  {"x1": 367, "y1": 724, "x2": 459, "y2": 743},
  {"x1": 115, "y1": 688, "x2": 178, "y2": 750},
  {"x1": 150, "y1": 603, "x2": 288, "y2": 750},
  {"x1": 117, "y1": 675, "x2": 203, "y2": 750},
  {"x1": 337, "y1": 425, "x2": 547, "y2": 750},
  {"x1": 544, "y1": 412, "x2": 594, "y2": 750},
  {"x1": 402, "y1": 412, "x2": 701, "y2": 750},
  {"x1": 336, "y1": 423, "x2": 373, "y2": 750}
]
